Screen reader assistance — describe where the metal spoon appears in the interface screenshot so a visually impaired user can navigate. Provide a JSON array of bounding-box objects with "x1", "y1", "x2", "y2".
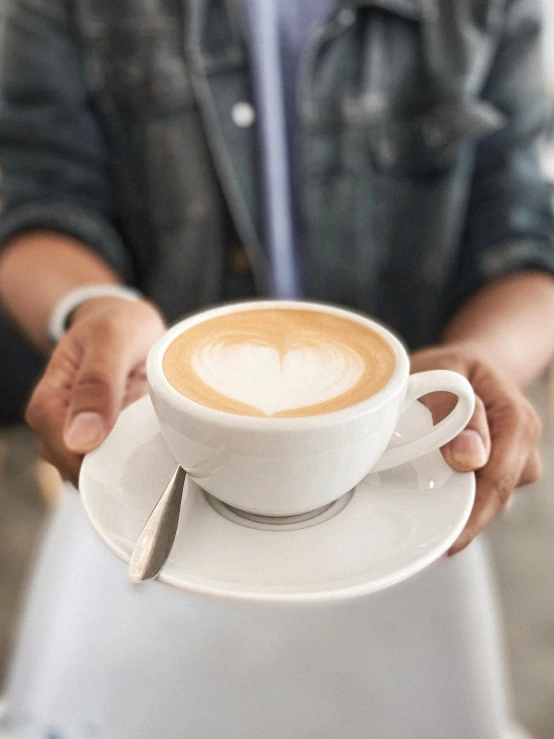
[{"x1": 128, "y1": 466, "x2": 187, "y2": 584}]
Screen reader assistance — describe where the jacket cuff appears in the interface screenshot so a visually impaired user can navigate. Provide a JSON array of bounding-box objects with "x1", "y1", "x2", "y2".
[
  {"x1": 0, "y1": 202, "x2": 134, "y2": 281},
  {"x1": 478, "y1": 239, "x2": 554, "y2": 282},
  {"x1": 446, "y1": 238, "x2": 554, "y2": 328}
]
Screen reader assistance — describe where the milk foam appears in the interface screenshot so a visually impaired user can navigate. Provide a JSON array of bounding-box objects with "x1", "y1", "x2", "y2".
[
  {"x1": 191, "y1": 337, "x2": 365, "y2": 416},
  {"x1": 163, "y1": 308, "x2": 396, "y2": 418}
]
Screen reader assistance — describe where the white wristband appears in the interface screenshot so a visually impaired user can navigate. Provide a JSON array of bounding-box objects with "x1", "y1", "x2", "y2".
[{"x1": 48, "y1": 284, "x2": 142, "y2": 344}]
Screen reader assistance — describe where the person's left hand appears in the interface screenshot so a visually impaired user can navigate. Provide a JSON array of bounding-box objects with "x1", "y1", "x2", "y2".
[{"x1": 410, "y1": 344, "x2": 543, "y2": 555}]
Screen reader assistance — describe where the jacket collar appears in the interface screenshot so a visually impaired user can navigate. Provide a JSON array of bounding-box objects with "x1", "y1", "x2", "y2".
[{"x1": 349, "y1": 0, "x2": 422, "y2": 21}]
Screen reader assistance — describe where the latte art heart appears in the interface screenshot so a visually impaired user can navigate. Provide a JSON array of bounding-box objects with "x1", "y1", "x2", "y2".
[
  {"x1": 163, "y1": 308, "x2": 396, "y2": 417},
  {"x1": 191, "y1": 337, "x2": 365, "y2": 416}
]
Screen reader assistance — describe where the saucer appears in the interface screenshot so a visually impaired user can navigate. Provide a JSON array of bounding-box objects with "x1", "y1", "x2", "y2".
[{"x1": 80, "y1": 396, "x2": 475, "y2": 604}]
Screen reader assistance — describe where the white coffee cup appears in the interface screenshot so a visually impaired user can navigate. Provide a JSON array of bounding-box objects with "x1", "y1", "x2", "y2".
[{"x1": 147, "y1": 301, "x2": 475, "y2": 516}]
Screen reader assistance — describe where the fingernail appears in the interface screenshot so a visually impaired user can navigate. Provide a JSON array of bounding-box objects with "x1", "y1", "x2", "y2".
[
  {"x1": 64, "y1": 412, "x2": 105, "y2": 453},
  {"x1": 448, "y1": 429, "x2": 488, "y2": 469}
]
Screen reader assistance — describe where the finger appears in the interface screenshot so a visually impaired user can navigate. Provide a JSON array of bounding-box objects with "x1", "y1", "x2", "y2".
[
  {"x1": 25, "y1": 346, "x2": 76, "y2": 432},
  {"x1": 448, "y1": 472, "x2": 515, "y2": 555},
  {"x1": 37, "y1": 367, "x2": 149, "y2": 486},
  {"x1": 420, "y1": 392, "x2": 490, "y2": 472},
  {"x1": 123, "y1": 378, "x2": 149, "y2": 408},
  {"x1": 38, "y1": 438, "x2": 81, "y2": 488},
  {"x1": 496, "y1": 449, "x2": 542, "y2": 514},
  {"x1": 63, "y1": 322, "x2": 136, "y2": 454},
  {"x1": 518, "y1": 448, "x2": 542, "y2": 487},
  {"x1": 122, "y1": 366, "x2": 149, "y2": 408},
  {"x1": 443, "y1": 396, "x2": 490, "y2": 472},
  {"x1": 25, "y1": 349, "x2": 82, "y2": 482},
  {"x1": 448, "y1": 400, "x2": 537, "y2": 554}
]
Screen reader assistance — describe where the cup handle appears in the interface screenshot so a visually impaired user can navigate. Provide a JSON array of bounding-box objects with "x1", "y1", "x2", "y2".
[{"x1": 371, "y1": 370, "x2": 475, "y2": 473}]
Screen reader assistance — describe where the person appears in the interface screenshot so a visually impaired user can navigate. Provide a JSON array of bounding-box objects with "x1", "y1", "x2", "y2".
[{"x1": 0, "y1": 0, "x2": 553, "y2": 737}]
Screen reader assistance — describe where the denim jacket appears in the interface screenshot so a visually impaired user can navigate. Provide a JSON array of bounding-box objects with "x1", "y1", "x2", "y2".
[{"x1": 1, "y1": 0, "x2": 553, "y2": 348}]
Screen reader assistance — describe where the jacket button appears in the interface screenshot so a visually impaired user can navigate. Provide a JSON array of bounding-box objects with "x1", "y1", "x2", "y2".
[
  {"x1": 232, "y1": 102, "x2": 256, "y2": 128},
  {"x1": 337, "y1": 8, "x2": 355, "y2": 26}
]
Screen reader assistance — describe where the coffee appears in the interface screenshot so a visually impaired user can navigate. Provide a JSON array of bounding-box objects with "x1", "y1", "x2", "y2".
[{"x1": 162, "y1": 308, "x2": 396, "y2": 418}]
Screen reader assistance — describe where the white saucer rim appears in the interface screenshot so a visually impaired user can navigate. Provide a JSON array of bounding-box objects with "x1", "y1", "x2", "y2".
[
  {"x1": 80, "y1": 400, "x2": 476, "y2": 605},
  {"x1": 81, "y1": 476, "x2": 475, "y2": 604}
]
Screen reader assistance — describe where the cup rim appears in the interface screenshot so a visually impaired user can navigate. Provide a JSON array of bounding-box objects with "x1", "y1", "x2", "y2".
[{"x1": 147, "y1": 300, "x2": 409, "y2": 430}]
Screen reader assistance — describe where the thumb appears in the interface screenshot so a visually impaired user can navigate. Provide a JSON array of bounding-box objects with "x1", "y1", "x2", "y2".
[
  {"x1": 421, "y1": 392, "x2": 491, "y2": 472},
  {"x1": 63, "y1": 328, "x2": 131, "y2": 454}
]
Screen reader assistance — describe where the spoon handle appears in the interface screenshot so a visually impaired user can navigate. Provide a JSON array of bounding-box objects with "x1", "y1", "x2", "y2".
[{"x1": 128, "y1": 466, "x2": 187, "y2": 584}]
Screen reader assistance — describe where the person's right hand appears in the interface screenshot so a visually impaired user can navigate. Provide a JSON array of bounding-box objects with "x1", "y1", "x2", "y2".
[{"x1": 26, "y1": 296, "x2": 166, "y2": 486}]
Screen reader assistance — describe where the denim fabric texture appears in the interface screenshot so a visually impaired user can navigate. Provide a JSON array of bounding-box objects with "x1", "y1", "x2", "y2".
[{"x1": 1, "y1": 0, "x2": 553, "y2": 348}]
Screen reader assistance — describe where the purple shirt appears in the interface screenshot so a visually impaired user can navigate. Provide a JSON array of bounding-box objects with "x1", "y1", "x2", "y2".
[{"x1": 240, "y1": 0, "x2": 338, "y2": 299}]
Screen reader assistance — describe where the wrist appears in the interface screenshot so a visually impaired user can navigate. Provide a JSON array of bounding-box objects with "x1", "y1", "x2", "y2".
[
  {"x1": 69, "y1": 295, "x2": 138, "y2": 326},
  {"x1": 47, "y1": 284, "x2": 142, "y2": 344},
  {"x1": 71, "y1": 296, "x2": 167, "y2": 336}
]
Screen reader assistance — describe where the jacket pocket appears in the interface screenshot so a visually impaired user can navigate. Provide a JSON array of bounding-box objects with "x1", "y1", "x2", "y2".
[
  {"x1": 83, "y1": 20, "x2": 195, "y2": 115},
  {"x1": 367, "y1": 96, "x2": 505, "y2": 177}
]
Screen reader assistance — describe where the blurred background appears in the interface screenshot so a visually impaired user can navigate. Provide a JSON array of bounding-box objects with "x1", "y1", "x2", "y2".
[{"x1": 0, "y1": 2, "x2": 554, "y2": 738}]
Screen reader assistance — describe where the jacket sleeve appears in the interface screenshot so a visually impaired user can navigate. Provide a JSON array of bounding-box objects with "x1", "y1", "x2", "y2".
[
  {"x1": 450, "y1": 0, "x2": 554, "y2": 311},
  {"x1": 0, "y1": 0, "x2": 133, "y2": 280}
]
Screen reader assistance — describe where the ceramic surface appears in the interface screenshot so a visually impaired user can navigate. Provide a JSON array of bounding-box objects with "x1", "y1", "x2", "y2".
[
  {"x1": 147, "y1": 300, "x2": 475, "y2": 515},
  {"x1": 80, "y1": 396, "x2": 475, "y2": 603}
]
